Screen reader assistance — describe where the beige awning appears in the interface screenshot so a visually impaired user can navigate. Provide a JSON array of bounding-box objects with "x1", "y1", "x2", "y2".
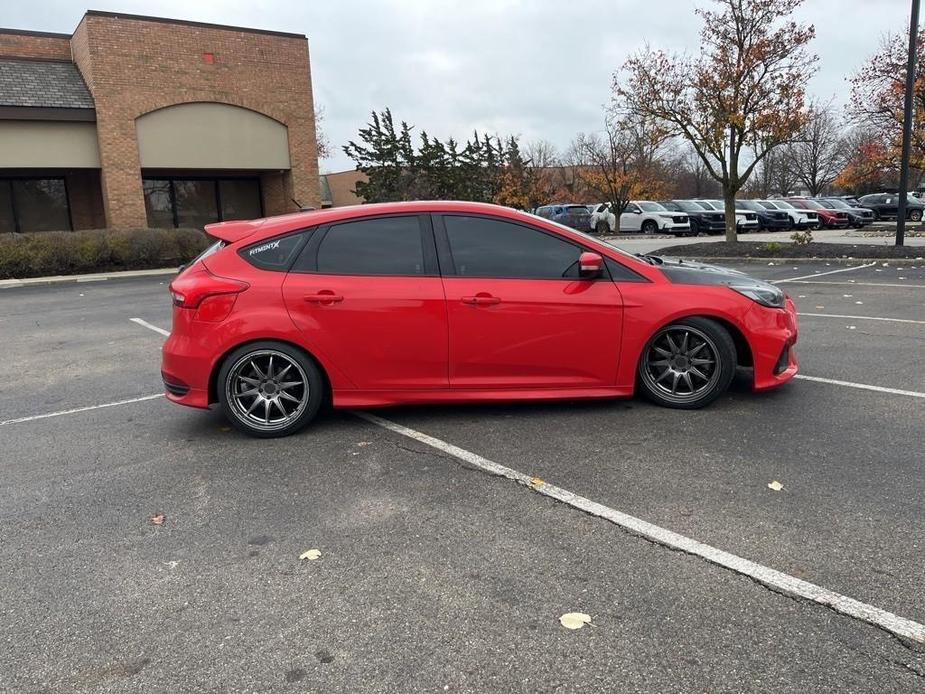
[
  {"x1": 136, "y1": 102, "x2": 290, "y2": 170},
  {"x1": 0, "y1": 120, "x2": 100, "y2": 168}
]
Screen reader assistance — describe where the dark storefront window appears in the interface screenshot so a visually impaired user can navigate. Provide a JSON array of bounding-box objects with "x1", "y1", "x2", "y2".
[
  {"x1": 142, "y1": 177, "x2": 262, "y2": 229},
  {"x1": 219, "y1": 179, "x2": 263, "y2": 221},
  {"x1": 0, "y1": 178, "x2": 71, "y2": 233},
  {"x1": 142, "y1": 179, "x2": 173, "y2": 228}
]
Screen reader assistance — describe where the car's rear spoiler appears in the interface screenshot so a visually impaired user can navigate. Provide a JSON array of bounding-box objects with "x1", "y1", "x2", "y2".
[{"x1": 203, "y1": 219, "x2": 264, "y2": 244}]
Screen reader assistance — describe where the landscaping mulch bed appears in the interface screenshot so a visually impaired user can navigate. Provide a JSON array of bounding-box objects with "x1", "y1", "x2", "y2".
[{"x1": 655, "y1": 242, "x2": 925, "y2": 260}]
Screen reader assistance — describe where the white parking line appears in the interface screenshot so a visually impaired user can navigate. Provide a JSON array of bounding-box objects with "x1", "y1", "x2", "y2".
[
  {"x1": 794, "y1": 375, "x2": 925, "y2": 399},
  {"x1": 773, "y1": 262, "x2": 877, "y2": 284},
  {"x1": 0, "y1": 394, "x2": 164, "y2": 426},
  {"x1": 798, "y1": 312, "x2": 925, "y2": 325},
  {"x1": 355, "y1": 411, "x2": 925, "y2": 644},
  {"x1": 130, "y1": 317, "x2": 171, "y2": 337},
  {"x1": 788, "y1": 280, "x2": 925, "y2": 289}
]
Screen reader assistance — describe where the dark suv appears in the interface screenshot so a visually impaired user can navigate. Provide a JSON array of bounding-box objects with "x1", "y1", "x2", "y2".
[
  {"x1": 535, "y1": 204, "x2": 592, "y2": 230},
  {"x1": 659, "y1": 200, "x2": 725, "y2": 235},
  {"x1": 737, "y1": 199, "x2": 791, "y2": 230},
  {"x1": 857, "y1": 193, "x2": 925, "y2": 221}
]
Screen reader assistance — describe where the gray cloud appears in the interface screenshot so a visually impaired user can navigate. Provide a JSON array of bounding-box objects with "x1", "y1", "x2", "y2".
[{"x1": 3, "y1": 0, "x2": 915, "y2": 170}]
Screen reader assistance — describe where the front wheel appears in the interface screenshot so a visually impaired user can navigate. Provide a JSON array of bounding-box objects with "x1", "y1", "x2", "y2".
[
  {"x1": 909, "y1": 209, "x2": 923, "y2": 222},
  {"x1": 641, "y1": 219, "x2": 659, "y2": 234},
  {"x1": 637, "y1": 317, "x2": 737, "y2": 409},
  {"x1": 218, "y1": 341, "x2": 324, "y2": 438}
]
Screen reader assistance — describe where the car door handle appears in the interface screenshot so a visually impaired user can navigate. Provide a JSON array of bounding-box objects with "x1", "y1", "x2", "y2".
[
  {"x1": 304, "y1": 292, "x2": 343, "y2": 304},
  {"x1": 461, "y1": 295, "x2": 501, "y2": 306}
]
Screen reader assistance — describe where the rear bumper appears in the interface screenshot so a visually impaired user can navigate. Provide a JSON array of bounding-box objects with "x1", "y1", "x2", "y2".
[
  {"x1": 161, "y1": 313, "x2": 214, "y2": 410},
  {"x1": 747, "y1": 298, "x2": 799, "y2": 391}
]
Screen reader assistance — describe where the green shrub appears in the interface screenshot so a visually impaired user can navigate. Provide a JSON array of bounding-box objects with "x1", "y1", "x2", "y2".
[
  {"x1": 790, "y1": 230, "x2": 813, "y2": 246},
  {"x1": 763, "y1": 241, "x2": 783, "y2": 252},
  {"x1": 0, "y1": 227, "x2": 209, "y2": 280}
]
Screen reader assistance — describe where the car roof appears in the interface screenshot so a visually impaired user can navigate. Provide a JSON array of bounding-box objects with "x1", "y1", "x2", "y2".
[{"x1": 206, "y1": 201, "x2": 539, "y2": 243}]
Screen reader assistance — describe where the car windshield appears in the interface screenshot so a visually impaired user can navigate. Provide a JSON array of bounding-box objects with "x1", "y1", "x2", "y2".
[
  {"x1": 695, "y1": 200, "x2": 720, "y2": 210},
  {"x1": 770, "y1": 200, "x2": 795, "y2": 210},
  {"x1": 757, "y1": 201, "x2": 779, "y2": 209},
  {"x1": 638, "y1": 202, "x2": 667, "y2": 212},
  {"x1": 824, "y1": 198, "x2": 851, "y2": 209},
  {"x1": 737, "y1": 200, "x2": 762, "y2": 211},
  {"x1": 675, "y1": 201, "x2": 706, "y2": 212},
  {"x1": 815, "y1": 199, "x2": 836, "y2": 209}
]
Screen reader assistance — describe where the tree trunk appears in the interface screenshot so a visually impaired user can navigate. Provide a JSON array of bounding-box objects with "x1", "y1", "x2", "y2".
[{"x1": 723, "y1": 191, "x2": 738, "y2": 242}]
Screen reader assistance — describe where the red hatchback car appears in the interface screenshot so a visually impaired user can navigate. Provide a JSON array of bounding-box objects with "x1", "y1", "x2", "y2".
[{"x1": 162, "y1": 201, "x2": 798, "y2": 437}]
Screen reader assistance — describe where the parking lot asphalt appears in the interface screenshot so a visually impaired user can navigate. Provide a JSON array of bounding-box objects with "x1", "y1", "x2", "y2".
[{"x1": 2, "y1": 261, "x2": 924, "y2": 692}]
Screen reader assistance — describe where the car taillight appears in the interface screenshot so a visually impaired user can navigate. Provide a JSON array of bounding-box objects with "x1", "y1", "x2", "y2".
[{"x1": 169, "y1": 268, "x2": 249, "y2": 310}]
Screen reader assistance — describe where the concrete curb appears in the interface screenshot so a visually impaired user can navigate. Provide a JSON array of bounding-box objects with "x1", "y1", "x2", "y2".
[
  {"x1": 679, "y1": 256, "x2": 924, "y2": 266},
  {"x1": 0, "y1": 267, "x2": 178, "y2": 289}
]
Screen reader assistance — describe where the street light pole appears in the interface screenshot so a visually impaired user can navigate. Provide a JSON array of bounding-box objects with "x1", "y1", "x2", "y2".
[{"x1": 896, "y1": 0, "x2": 921, "y2": 246}]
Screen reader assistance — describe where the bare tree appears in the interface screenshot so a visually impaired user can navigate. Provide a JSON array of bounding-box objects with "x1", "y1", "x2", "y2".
[
  {"x1": 315, "y1": 105, "x2": 331, "y2": 160},
  {"x1": 744, "y1": 146, "x2": 797, "y2": 197},
  {"x1": 789, "y1": 101, "x2": 846, "y2": 196}
]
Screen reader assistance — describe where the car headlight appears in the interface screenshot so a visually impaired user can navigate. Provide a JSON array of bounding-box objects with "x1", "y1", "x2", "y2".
[{"x1": 730, "y1": 284, "x2": 785, "y2": 308}]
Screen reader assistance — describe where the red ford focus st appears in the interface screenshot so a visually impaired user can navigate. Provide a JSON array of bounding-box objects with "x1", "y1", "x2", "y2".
[{"x1": 162, "y1": 201, "x2": 798, "y2": 437}]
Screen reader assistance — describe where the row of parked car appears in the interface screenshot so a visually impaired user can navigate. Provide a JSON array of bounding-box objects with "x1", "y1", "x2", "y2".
[{"x1": 535, "y1": 193, "x2": 925, "y2": 236}]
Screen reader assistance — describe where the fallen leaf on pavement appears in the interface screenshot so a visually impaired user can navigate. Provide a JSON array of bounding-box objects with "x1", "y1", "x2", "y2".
[
  {"x1": 767, "y1": 481, "x2": 784, "y2": 492},
  {"x1": 356, "y1": 441, "x2": 372, "y2": 447},
  {"x1": 530, "y1": 477, "x2": 545, "y2": 487},
  {"x1": 559, "y1": 612, "x2": 593, "y2": 630},
  {"x1": 300, "y1": 549, "x2": 322, "y2": 561},
  {"x1": 150, "y1": 514, "x2": 166, "y2": 525}
]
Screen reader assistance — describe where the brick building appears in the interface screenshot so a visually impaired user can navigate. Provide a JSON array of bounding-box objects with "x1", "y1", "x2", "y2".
[{"x1": 0, "y1": 10, "x2": 320, "y2": 232}]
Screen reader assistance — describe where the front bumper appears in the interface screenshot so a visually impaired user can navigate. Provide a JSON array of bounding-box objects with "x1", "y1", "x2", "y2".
[
  {"x1": 747, "y1": 297, "x2": 799, "y2": 391},
  {"x1": 761, "y1": 217, "x2": 791, "y2": 229}
]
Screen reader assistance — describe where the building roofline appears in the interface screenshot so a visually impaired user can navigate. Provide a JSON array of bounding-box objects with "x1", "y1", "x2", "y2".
[
  {"x1": 0, "y1": 27, "x2": 72, "y2": 39},
  {"x1": 82, "y1": 10, "x2": 307, "y2": 40}
]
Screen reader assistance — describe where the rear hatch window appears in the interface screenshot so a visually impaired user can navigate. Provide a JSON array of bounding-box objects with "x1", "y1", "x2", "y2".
[{"x1": 239, "y1": 231, "x2": 311, "y2": 271}]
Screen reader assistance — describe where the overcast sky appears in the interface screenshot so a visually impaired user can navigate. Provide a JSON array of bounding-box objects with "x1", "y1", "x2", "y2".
[{"x1": 4, "y1": 0, "x2": 916, "y2": 171}]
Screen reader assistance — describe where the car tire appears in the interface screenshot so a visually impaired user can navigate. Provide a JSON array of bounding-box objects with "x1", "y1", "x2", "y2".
[
  {"x1": 910, "y1": 209, "x2": 923, "y2": 222},
  {"x1": 872, "y1": 209, "x2": 880, "y2": 221},
  {"x1": 217, "y1": 341, "x2": 324, "y2": 438},
  {"x1": 636, "y1": 317, "x2": 737, "y2": 410},
  {"x1": 641, "y1": 220, "x2": 658, "y2": 234},
  {"x1": 596, "y1": 220, "x2": 610, "y2": 235}
]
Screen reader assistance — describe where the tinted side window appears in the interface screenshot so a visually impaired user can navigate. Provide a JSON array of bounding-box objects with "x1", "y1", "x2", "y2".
[
  {"x1": 315, "y1": 216, "x2": 425, "y2": 275},
  {"x1": 241, "y1": 231, "x2": 308, "y2": 271},
  {"x1": 443, "y1": 215, "x2": 582, "y2": 279}
]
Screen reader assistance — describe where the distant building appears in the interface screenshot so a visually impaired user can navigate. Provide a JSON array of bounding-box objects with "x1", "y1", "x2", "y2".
[
  {"x1": 320, "y1": 169, "x2": 368, "y2": 207},
  {"x1": 0, "y1": 11, "x2": 320, "y2": 232}
]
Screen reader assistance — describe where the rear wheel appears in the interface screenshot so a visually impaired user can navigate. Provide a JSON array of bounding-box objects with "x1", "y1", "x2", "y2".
[
  {"x1": 641, "y1": 219, "x2": 658, "y2": 234},
  {"x1": 909, "y1": 209, "x2": 923, "y2": 222},
  {"x1": 218, "y1": 341, "x2": 324, "y2": 438},
  {"x1": 637, "y1": 317, "x2": 737, "y2": 409}
]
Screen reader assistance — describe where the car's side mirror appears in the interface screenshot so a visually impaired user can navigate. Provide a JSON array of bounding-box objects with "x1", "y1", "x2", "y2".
[{"x1": 579, "y1": 252, "x2": 603, "y2": 278}]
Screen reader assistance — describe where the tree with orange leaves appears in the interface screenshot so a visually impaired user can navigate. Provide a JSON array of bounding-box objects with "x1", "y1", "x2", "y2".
[
  {"x1": 848, "y1": 28, "x2": 925, "y2": 187},
  {"x1": 614, "y1": 0, "x2": 817, "y2": 241},
  {"x1": 568, "y1": 111, "x2": 670, "y2": 232},
  {"x1": 834, "y1": 129, "x2": 893, "y2": 194}
]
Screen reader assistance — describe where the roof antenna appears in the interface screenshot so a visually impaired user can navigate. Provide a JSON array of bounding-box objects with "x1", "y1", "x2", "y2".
[{"x1": 292, "y1": 197, "x2": 315, "y2": 212}]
